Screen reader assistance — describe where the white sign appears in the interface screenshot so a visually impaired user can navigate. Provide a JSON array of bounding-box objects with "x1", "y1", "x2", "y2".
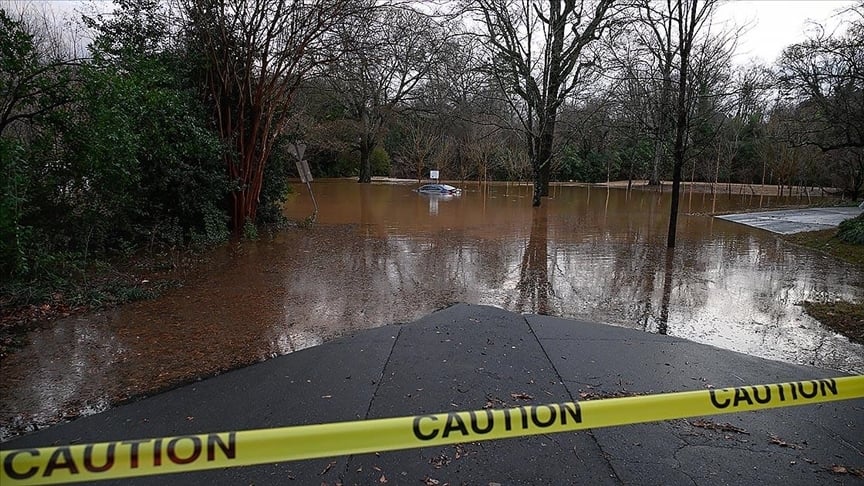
[
  {"x1": 430, "y1": 170, "x2": 440, "y2": 180},
  {"x1": 288, "y1": 143, "x2": 306, "y2": 161},
  {"x1": 296, "y1": 160, "x2": 313, "y2": 183}
]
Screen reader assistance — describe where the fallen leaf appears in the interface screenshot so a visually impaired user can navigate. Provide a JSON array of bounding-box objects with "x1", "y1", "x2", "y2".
[
  {"x1": 768, "y1": 434, "x2": 801, "y2": 448},
  {"x1": 690, "y1": 420, "x2": 749, "y2": 435},
  {"x1": 423, "y1": 477, "x2": 441, "y2": 486},
  {"x1": 510, "y1": 392, "x2": 533, "y2": 400},
  {"x1": 319, "y1": 461, "x2": 336, "y2": 476},
  {"x1": 579, "y1": 390, "x2": 646, "y2": 400},
  {"x1": 429, "y1": 454, "x2": 451, "y2": 468},
  {"x1": 831, "y1": 465, "x2": 848, "y2": 474},
  {"x1": 379, "y1": 473, "x2": 388, "y2": 483}
]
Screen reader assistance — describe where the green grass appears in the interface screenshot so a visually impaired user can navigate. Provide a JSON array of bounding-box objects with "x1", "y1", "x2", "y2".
[{"x1": 784, "y1": 229, "x2": 864, "y2": 267}]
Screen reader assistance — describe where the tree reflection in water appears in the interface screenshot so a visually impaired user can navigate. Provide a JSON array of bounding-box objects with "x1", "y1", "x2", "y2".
[
  {"x1": 658, "y1": 248, "x2": 676, "y2": 335},
  {"x1": 517, "y1": 204, "x2": 552, "y2": 314}
]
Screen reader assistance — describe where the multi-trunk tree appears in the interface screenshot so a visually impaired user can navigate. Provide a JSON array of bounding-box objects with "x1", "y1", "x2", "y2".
[
  {"x1": 182, "y1": 0, "x2": 364, "y2": 234},
  {"x1": 470, "y1": 0, "x2": 618, "y2": 207}
]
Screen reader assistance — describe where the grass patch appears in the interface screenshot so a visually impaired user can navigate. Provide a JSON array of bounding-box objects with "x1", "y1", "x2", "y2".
[
  {"x1": 783, "y1": 229, "x2": 864, "y2": 267},
  {"x1": 800, "y1": 301, "x2": 864, "y2": 345}
]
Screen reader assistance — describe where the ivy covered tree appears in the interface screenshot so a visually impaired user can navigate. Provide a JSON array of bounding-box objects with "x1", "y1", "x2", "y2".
[{"x1": 182, "y1": 0, "x2": 365, "y2": 234}]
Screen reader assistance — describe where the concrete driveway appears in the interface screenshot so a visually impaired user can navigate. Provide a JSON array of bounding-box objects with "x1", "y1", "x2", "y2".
[{"x1": 716, "y1": 207, "x2": 862, "y2": 234}]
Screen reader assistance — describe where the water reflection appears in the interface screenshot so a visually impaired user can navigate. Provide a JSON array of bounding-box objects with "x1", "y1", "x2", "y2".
[
  {"x1": 2, "y1": 181, "x2": 862, "y2": 440},
  {"x1": 658, "y1": 249, "x2": 675, "y2": 336},
  {"x1": 515, "y1": 205, "x2": 551, "y2": 314}
]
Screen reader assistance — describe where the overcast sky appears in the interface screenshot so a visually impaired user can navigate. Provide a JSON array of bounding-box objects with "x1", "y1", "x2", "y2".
[
  {"x1": 21, "y1": 0, "x2": 861, "y2": 65},
  {"x1": 716, "y1": 0, "x2": 856, "y2": 64}
]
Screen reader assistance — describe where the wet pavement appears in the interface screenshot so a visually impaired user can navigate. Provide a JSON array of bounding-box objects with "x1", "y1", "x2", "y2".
[
  {"x1": 717, "y1": 206, "x2": 863, "y2": 234},
  {"x1": 2, "y1": 181, "x2": 863, "y2": 441},
  {"x1": 4, "y1": 304, "x2": 863, "y2": 485}
]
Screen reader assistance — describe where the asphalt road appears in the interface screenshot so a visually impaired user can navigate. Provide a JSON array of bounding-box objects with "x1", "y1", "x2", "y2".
[{"x1": 4, "y1": 304, "x2": 863, "y2": 484}]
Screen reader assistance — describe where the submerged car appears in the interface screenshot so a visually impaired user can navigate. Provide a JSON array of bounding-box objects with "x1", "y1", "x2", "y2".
[{"x1": 417, "y1": 184, "x2": 462, "y2": 195}]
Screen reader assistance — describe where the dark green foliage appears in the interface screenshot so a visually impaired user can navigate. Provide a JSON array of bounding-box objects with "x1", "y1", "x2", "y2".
[
  {"x1": 256, "y1": 138, "x2": 296, "y2": 227},
  {"x1": 1, "y1": 0, "x2": 229, "y2": 286},
  {"x1": 838, "y1": 214, "x2": 864, "y2": 245},
  {"x1": 306, "y1": 146, "x2": 390, "y2": 179},
  {"x1": 1, "y1": 9, "x2": 76, "y2": 278},
  {"x1": 371, "y1": 146, "x2": 391, "y2": 176},
  {"x1": 0, "y1": 139, "x2": 29, "y2": 276},
  {"x1": 308, "y1": 148, "x2": 358, "y2": 178},
  {"x1": 558, "y1": 145, "x2": 622, "y2": 183}
]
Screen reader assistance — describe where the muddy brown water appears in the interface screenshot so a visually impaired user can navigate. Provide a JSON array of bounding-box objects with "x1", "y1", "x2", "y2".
[{"x1": 2, "y1": 180, "x2": 862, "y2": 440}]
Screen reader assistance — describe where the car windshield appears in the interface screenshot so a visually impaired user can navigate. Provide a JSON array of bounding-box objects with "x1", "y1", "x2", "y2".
[{"x1": 418, "y1": 184, "x2": 459, "y2": 193}]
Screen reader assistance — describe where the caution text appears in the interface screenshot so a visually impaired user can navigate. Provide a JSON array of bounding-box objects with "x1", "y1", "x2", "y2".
[
  {"x1": 708, "y1": 378, "x2": 838, "y2": 409},
  {"x1": 412, "y1": 403, "x2": 581, "y2": 441}
]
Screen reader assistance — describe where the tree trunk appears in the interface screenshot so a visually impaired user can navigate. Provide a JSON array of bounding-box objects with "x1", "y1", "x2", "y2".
[
  {"x1": 650, "y1": 58, "x2": 673, "y2": 186},
  {"x1": 358, "y1": 138, "x2": 372, "y2": 183},
  {"x1": 650, "y1": 137, "x2": 663, "y2": 186},
  {"x1": 533, "y1": 126, "x2": 554, "y2": 206},
  {"x1": 667, "y1": 1, "x2": 693, "y2": 249}
]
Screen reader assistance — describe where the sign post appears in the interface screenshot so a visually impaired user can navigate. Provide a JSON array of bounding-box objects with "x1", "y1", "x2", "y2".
[
  {"x1": 289, "y1": 143, "x2": 318, "y2": 222},
  {"x1": 430, "y1": 170, "x2": 440, "y2": 181}
]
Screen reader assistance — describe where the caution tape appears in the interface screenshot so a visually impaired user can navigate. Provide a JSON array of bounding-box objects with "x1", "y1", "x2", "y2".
[{"x1": 2, "y1": 375, "x2": 863, "y2": 485}]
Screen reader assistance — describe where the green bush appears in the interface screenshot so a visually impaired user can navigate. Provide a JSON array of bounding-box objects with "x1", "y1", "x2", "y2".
[
  {"x1": 1, "y1": 0, "x2": 231, "y2": 286},
  {"x1": 837, "y1": 214, "x2": 864, "y2": 245},
  {"x1": 371, "y1": 146, "x2": 391, "y2": 176}
]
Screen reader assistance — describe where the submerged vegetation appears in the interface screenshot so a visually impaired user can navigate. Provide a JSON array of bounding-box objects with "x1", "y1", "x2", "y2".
[
  {"x1": 801, "y1": 301, "x2": 864, "y2": 345},
  {"x1": 790, "y1": 223, "x2": 864, "y2": 345},
  {"x1": 786, "y1": 228, "x2": 864, "y2": 267}
]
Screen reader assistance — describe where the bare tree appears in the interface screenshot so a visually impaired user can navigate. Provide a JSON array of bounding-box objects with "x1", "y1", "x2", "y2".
[
  {"x1": 666, "y1": 0, "x2": 719, "y2": 248},
  {"x1": 621, "y1": 0, "x2": 677, "y2": 187},
  {"x1": 324, "y1": 5, "x2": 452, "y2": 183},
  {"x1": 181, "y1": 0, "x2": 363, "y2": 234},
  {"x1": 753, "y1": 4, "x2": 864, "y2": 197},
  {"x1": 469, "y1": 0, "x2": 619, "y2": 206},
  {"x1": 776, "y1": 4, "x2": 863, "y2": 152},
  {"x1": 396, "y1": 114, "x2": 440, "y2": 182}
]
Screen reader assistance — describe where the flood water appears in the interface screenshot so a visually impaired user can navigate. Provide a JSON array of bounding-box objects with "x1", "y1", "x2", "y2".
[{"x1": 2, "y1": 180, "x2": 863, "y2": 440}]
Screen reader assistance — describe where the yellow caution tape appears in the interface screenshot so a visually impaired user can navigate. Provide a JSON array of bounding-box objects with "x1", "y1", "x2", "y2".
[{"x1": 2, "y1": 375, "x2": 862, "y2": 485}]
